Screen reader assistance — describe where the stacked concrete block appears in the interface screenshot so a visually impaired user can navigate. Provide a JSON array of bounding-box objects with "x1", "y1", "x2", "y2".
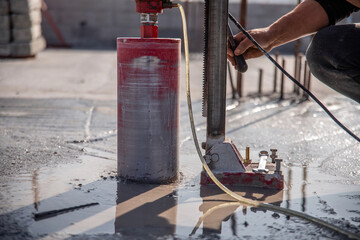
[
  {"x1": 0, "y1": 0, "x2": 11, "y2": 56},
  {"x1": 9, "y1": 0, "x2": 41, "y2": 12},
  {"x1": 0, "y1": 0, "x2": 45, "y2": 57}
]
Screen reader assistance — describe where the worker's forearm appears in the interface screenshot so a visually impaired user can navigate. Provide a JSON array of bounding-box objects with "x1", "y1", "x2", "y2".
[{"x1": 268, "y1": 0, "x2": 329, "y2": 49}]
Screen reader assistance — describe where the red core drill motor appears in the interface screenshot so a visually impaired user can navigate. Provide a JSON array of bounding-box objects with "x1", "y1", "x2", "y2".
[{"x1": 117, "y1": 0, "x2": 180, "y2": 183}]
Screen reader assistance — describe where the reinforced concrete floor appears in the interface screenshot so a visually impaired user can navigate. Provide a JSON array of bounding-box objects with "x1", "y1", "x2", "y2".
[{"x1": 0, "y1": 49, "x2": 359, "y2": 239}]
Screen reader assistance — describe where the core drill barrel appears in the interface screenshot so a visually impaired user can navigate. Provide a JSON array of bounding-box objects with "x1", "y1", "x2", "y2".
[{"x1": 117, "y1": 38, "x2": 180, "y2": 183}]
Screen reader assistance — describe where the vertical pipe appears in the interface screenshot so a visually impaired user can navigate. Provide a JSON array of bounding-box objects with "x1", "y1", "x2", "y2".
[
  {"x1": 236, "y1": 72, "x2": 243, "y2": 98},
  {"x1": 293, "y1": 53, "x2": 298, "y2": 93},
  {"x1": 301, "y1": 165, "x2": 307, "y2": 212},
  {"x1": 258, "y1": 68, "x2": 263, "y2": 95},
  {"x1": 297, "y1": 54, "x2": 303, "y2": 95},
  {"x1": 273, "y1": 52, "x2": 279, "y2": 93},
  {"x1": 206, "y1": 0, "x2": 228, "y2": 147},
  {"x1": 280, "y1": 59, "x2": 285, "y2": 100},
  {"x1": 245, "y1": 147, "x2": 250, "y2": 164},
  {"x1": 293, "y1": 0, "x2": 301, "y2": 93},
  {"x1": 41, "y1": 0, "x2": 69, "y2": 47},
  {"x1": 236, "y1": 0, "x2": 247, "y2": 98},
  {"x1": 286, "y1": 168, "x2": 293, "y2": 210},
  {"x1": 228, "y1": 63, "x2": 236, "y2": 99},
  {"x1": 306, "y1": 62, "x2": 312, "y2": 100},
  {"x1": 294, "y1": 0, "x2": 301, "y2": 89},
  {"x1": 302, "y1": 60, "x2": 308, "y2": 99},
  {"x1": 240, "y1": 0, "x2": 247, "y2": 27}
]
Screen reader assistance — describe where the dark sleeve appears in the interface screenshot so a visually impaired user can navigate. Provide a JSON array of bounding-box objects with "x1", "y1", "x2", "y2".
[{"x1": 315, "y1": 0, "x2": 359, "y2": 25}]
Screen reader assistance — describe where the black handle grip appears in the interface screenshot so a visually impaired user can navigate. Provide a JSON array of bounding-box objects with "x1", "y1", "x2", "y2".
[{"x1": 227, "y1": 24, "x2": 248, "y2": 73}]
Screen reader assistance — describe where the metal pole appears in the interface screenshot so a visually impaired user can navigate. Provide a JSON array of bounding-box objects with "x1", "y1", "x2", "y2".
[
  {"x1": 293, "y1": 0, "x2": 301, "y2": 93},
  {"x1": 228, "y1": 63, "x2": 236, "y2": 99},
  {"x1": 273, "y1": 52, "x2": 279, "y2": 93},
  {"x1": 41, "y1": 0, "x2": 69, "y2": 47},
  {"x1": 206, "y1": 0, "x2": 228, "y2": 147},
  {"x1": 280, "y1": 59, "x2": 285, "y2": 100},
  {"x1": 245, "y1": 147, "x2": 250, "y2": 164},
  {"x1": 240, "y1": 0, "x2": 247, "y2": 27},
  {"x1": 293, "y1": 0, "x2": 302, "y2": 94},
  {"x1": 236, "y1": 73, "x2": 243, "y2": 98},
  {"x1": 293, "y1": 53, "x2": 298, "y2": 93},
  {"x1": 302, "y1": 60, "x2": 308, "y2": 99},
  {"x1": 296, "y1": 54, "x2": 303, "y2": 95},
  {"x1": 258, "y1": 68, "x2": 263, "y2": 95},
  {"x1": 236, "y1": 0, "x2": 247, "y2": 98},
  {"x1": 306, "y1": 61, "x2": 312, "y2": 100}
]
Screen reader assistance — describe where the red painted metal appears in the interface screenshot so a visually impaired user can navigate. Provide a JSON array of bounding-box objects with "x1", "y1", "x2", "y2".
[
  {"x1": 117, "y1": 38, "x2": 181, "y2": 183},
  {"x1": 201, "y1": 172, "x2": 284, "y2": 190},
  {"x1": 41, "y1": 0, "x2": 69, "y2": 47},
  {"x1": 141, "y1": 25, "x2": 158, "y2": 38},
  {"x1": 135, "y1": 0, "x2": 164, "y2": 13},
  {"x1": 201, "y1": 163, "x2": 284, "y2": 190}
]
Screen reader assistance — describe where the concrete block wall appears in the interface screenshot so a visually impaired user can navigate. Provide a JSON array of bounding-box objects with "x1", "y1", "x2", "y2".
[
  {"x1": 12, "y1": 10, "x2": 42, "y2": 28},
  {"x1": 42, "y1": 0, "x2": 360, "y2": 53},
  {"x1": 9, "y1": 0, "x2": 41, "y2": 13},
  {"x1": 0, "y1": 0, "x2": 11, "y2": 47},
  {"x1": 0, "y1": 0, "x2": 10, "y2": 14},
  {"x1": 42, "y1": 0, "x2": 139, "y2": 48},
  {"x1": 0, "y1": 0, "x2": 46, "y2": 57},
  {"x1": 39, "y1": 0, "x2": 308, "y2": 52}
]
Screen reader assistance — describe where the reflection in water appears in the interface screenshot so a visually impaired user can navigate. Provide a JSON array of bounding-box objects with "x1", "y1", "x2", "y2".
[
  {"x1": 242, "y1": 205, "x2": 247, "y2": 215},
  {"x1": 286, "y1": 168, "x2": 292, "y2": 209},
  {"x1": 230, "y1": 214, "x2": 237, "y2": 237},
  {"x1": 191, "y1": 186, "x2": 284, "y2": 236},
  {"x1": 286, "y1": 168, "x2": 292, "y2": 220},
  {"x1": 115, "y1": 181, "x2": 177, "y2": 237},
  {"x1": 32, "y1": 169, "x2": 40, "y2": 211},
  {"x1": 302, "y1": 165, "x2": 308, "y2": 212},
  {"x1": 200, "y1": 201, "x2": 239, "y2": 236}
]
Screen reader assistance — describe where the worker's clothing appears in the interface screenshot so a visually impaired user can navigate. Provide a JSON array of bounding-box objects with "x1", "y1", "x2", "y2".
[
  {"x1": 306, "y1": 24, "x2": 360, "y2": 103},
  {"x1": 315, "y1": 0, "x2": 359, "y2": 25},
  {"x1": 307, "y1": 0, "x2": 360, "y2": 102}
]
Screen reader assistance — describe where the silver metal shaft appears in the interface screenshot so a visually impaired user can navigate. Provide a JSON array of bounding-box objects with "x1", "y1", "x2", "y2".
[{"x1": 205, "y1": 0, "x2": 228, "y2": 148}]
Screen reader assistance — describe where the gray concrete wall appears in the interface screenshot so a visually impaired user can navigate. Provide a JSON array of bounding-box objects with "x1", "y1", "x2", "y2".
[{"x1": 42, "y1": 0, "x2": 360, "y2": 53}]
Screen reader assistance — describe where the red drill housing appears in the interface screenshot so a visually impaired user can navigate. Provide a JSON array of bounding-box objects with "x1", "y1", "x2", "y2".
[
  {"x1": 135, "y1": 0, "x2": 164, "y2": 14},
  {"x1": 135, "y1": 0, "x2": 173, "y2": 38}
]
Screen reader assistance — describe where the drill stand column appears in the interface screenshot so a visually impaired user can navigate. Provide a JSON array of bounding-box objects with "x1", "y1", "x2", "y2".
[{"x1": 201, "y1": 0, "x2": 284, "y2": 190}]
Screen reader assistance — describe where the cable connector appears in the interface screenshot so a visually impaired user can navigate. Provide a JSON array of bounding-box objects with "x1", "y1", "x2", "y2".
[{"x1": 162, "y1": 0, "x2": 174, "y2": 9}]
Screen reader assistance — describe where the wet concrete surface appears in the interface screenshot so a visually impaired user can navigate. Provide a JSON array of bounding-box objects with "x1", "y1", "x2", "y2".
[{"x1": 0, "y1": 49, "x2": 360, "y2": 239}]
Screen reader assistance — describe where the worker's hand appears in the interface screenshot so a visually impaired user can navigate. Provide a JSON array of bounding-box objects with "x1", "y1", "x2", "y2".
[{"x1": 227, "y1": 27, "x2": 274, "y2": 67}]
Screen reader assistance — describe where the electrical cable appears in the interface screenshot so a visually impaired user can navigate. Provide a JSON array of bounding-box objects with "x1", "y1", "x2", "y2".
[
  {"x1": 175, "y1": 3, "x2": 360, "y2": 239},
  {"x1": 228, "y1": 13, "x2": 360, "y2": 143}
]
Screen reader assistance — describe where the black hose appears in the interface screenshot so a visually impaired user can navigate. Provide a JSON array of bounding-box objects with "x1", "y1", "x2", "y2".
[{"x1": 228, "y1": 13, "x2": 360, "y2": 143}]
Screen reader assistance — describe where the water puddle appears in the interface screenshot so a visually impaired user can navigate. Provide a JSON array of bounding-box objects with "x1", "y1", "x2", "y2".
[
  {"x1": 0, "y1": 145, "x2": 359, "y2": 239},
  {"x1": 1, "y1": 96, "x2": 359, "y2": 239}
]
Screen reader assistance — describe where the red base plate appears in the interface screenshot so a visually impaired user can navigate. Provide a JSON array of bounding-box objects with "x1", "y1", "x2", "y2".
[{"x1": 200, "y1": 163, "x2": 284, "y2": 190}]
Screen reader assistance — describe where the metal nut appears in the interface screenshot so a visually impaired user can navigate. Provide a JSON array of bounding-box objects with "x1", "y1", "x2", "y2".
[
  {"x1": 203, "y1": 155, "x2": 211, "y2": 164},
  {"x1": 275, "y1": 158, "x2": 283, "y2": 174},
  {"x1": 259, "y1": 150, "x2": 269, "y2": 157},
  {"x1": 270, "y1": 149, "x2": 278, "y2": 163},
  {"x1": 211, "y1": 153, "x2": 219, "y2": 162}
]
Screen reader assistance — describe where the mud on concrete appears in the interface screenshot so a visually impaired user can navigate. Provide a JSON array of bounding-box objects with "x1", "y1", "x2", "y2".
[{"x1": 0, "y1": 98, "x2": 117, "y2": 177}]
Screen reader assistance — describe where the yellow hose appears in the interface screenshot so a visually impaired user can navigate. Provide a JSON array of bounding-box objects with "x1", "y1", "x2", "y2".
[{"x1": 175, "y1": 3, "x2": 360, "y2": 239}]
